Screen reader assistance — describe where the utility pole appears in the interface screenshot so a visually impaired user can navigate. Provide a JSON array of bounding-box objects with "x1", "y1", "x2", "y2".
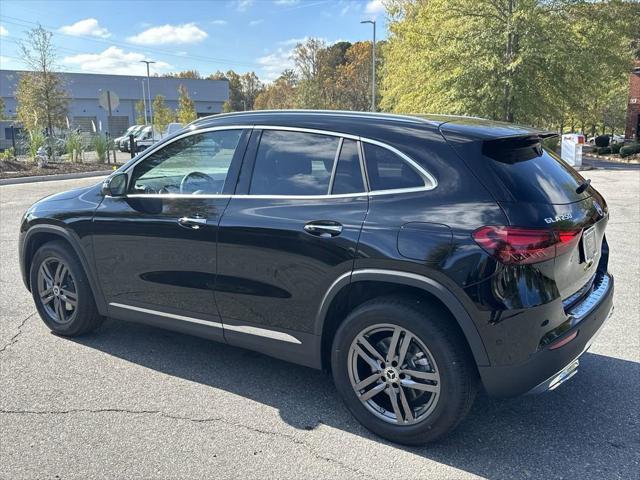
[
  {"x1": 360, "y1": 19, "x2": 376, "y2": 112},
  {"x1": 140, "y1": 60, "x2": 156, "y2": 139}
]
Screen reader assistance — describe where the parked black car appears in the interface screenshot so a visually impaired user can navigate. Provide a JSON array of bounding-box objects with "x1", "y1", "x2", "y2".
[{"x1": 19, "y1": 111, "x2": 614, "y2": 444}]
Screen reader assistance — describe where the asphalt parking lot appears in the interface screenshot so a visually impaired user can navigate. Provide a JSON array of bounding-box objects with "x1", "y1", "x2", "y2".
[{"x1": 1, "y1": 165, "x2": 638, "y2": 480}]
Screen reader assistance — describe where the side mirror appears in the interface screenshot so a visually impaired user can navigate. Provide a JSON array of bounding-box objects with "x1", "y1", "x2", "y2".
[{"x1": 101, "y1": 172, "x2": 128, "y2": 197}]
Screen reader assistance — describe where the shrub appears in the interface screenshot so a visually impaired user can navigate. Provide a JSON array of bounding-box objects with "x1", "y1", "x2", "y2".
[
  {"x1": 66, "y1": 131, "x2": 84, "y2": 162},
  {"x1": 24, "y1": 130, "x2": 46, "y2": 160},
  {"x1": 542, "y1": 136, "x2": 559, "y2": 153},
  {"x1": 92, "y1": 134, "x2": 109, "y2": 163},
  {"x1": 597, "y1": 146, "x2": 611, "y2": 155},
  {"x1": 0, "y1": 147, "x2": 15, "y2": 161},
  {"x1": 594, "y1": 135, "x2": 610, "y2": 147},
  {"x1": 619, "y1": 143, "x2": 640, "y2": 158},
  {"x1": 610, "y1": 143, "x2": 622, "y2": 154}
]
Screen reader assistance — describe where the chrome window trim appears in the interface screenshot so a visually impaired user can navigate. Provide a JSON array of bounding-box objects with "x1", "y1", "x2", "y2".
[
  {"x1": 357, "y1": 139, "x2": 371, "y2": 191},
  {"x1": 109, "y1": 302, "x2": 302, "y2": 344},
  {"x1": 327, "y1": 137, "x2": 343, "y2": 194},
  {"x1": 116, "y1": 123, "x2": 438, "y2": 200}
]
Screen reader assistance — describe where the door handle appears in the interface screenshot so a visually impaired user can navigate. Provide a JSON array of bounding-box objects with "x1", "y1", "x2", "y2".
[
  {"x1": 178, "y1": 216, "x2": 207, "y2": 229},
  {"x1": 304, "y1": 221, "x2": 343, "y2": 237}
]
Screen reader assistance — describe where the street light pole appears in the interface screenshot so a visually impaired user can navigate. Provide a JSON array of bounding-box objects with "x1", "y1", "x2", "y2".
[
  {"x1": 360, "y1": 19, "x2": 376, "y2": 112},
  {"x1": 140, "y1": 60, "x2": 156, "y2": 139},
  {"x1": 141, "y1": 80, "x2": 148, "y2": 125}
]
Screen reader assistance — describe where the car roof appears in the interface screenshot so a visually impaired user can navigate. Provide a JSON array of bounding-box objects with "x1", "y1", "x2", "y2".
[{"x1": 189, "y1": 110, "x2": 548, "y2": 141}]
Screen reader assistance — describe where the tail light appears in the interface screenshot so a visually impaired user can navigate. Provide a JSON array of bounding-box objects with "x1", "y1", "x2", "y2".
[{"x1": 472, "y1": 226, "x2": 581, "y2": 265}]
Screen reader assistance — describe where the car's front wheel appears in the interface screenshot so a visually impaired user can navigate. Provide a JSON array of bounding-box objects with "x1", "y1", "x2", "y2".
[
  {"x1": 30, "y1": 240, "x2": 104, "y2": 336},
  {"x1": 331, "y1": 296, "x2": 477, "y2": 445}
]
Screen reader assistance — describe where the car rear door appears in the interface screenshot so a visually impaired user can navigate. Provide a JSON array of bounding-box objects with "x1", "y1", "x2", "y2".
[
  {"x1": 92, "y1": 127, "x2": 249, "y2": 339},
  {"x1": 215, "y1": 127, "x2": 369, "y2": 365}
]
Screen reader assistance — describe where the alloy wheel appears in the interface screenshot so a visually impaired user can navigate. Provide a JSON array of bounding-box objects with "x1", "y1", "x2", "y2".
[
  {"x1": 37, "y1": 257, "x2": 78, "y2": 325},
  {"x1": 347, "y1": 323, "x2": 441, "y2": 425}
]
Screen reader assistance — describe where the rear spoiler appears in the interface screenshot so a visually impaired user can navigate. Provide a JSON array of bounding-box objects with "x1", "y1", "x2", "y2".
[{"x1": 482, "y1": 133, "x2": 557, "y2": 164}]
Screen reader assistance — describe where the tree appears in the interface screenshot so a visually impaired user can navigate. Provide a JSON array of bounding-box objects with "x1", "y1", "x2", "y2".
[
  {"x1": 254, "y1": 70, "x2": 298, "y2": 110},
  {"x1": 15, "y1": 25, "x2": 68, "y2": 135},
  {"x1": 135, "y1": 100, "x2": 146, "y2": 125},
  {"x1": 152, "y1": 95, "x2": 174, "y2": 133},
  {"x1": 176, "y1": 84, "x2": 197, "y2": 124},
  {"x1": 292, "y1": 38, "x2": 327, "y2": 108},
  {"x1": 240, "y1": 72, "x2": 264, "y2": 110},
  {"x1": 207, "y1": 71, "x2": 228, "y2": 81},
  {"x1": 334, "y1": 42, "x2": 376, "y2": 111},
  {"x1": 381, "y1": 0, "x2": 637, "y2": 127},
  {"x1": 317, "y1": 41, "x2": 352, "y2": 108},
  {"x1": 222, "y1": 70, "x2": 244, "y2": 111},
  {"x1": 163, "y1": 70, "x2": 202, "y2": 79},
  {"x1": 0, "y1": 97, "x2": 5, "y2": 120}
]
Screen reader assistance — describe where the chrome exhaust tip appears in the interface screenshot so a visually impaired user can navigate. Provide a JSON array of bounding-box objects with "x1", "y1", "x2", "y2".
[{"x1": 548, "y1": 359, "x2": 580, "y2": 391}]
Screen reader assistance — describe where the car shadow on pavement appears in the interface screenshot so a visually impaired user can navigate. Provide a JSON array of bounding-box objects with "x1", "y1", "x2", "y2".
[{"x1": 72, "y1": 318, "x2": 639, "y2": 480}]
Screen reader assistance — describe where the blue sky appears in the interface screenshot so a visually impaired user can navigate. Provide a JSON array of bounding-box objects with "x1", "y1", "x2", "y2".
[{"x1": 0, "y1": 0, "x2": 387, "y2": 81}]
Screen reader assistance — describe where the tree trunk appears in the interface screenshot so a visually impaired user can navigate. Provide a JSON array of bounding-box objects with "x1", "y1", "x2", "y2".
[{"x1": 502, "y1": 0, "x2": 515, "y2": 123}]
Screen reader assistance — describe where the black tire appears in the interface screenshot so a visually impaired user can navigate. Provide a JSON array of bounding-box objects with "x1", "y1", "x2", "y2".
[
  {"x1": 331, "y1": 295, "x2": 477, "y2": 445},
  {"x1": 30, "y1": 240, "x2": 104, "y2": 336}
]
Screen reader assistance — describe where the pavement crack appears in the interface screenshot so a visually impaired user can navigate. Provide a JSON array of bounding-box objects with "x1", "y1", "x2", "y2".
[
  {"x1": 0, "y1": 407, "x2": 372, "y2": 478},
  {"x1": 0, "y1": 312, "x2": 35, "y2": 354}
]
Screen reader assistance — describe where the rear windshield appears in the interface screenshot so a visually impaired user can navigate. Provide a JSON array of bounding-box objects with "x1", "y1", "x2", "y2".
[{"x1": 482, "y1": 137, "x2": 589, "y2": 204}]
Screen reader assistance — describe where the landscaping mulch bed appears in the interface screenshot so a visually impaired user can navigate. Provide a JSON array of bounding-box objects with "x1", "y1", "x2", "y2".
[
  {"x1": 0, "y1": 159, "x2": 115, "y2": 179},
  {"x1": 584, "y1": 153, "x2": 639, "y2": 164}
]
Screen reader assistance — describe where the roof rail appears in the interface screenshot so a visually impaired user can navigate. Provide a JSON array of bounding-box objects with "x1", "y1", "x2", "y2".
[{"x1": 186, "y1": 109, "x2": 441, "y2": 128}]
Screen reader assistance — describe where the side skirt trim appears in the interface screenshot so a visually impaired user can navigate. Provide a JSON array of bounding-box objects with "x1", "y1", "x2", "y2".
[{"x1": 109, "y1": 302, "x2": 301, "y2": 344}]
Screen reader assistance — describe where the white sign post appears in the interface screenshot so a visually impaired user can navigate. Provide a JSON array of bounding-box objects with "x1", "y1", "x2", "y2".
[{"x1": 561, "y1": 133, "x2": 584, "y2": 168}]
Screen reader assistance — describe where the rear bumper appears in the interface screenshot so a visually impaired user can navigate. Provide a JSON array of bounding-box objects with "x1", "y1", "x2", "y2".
[{"x1": 479, "y1": 273, "x2": 614, "y2": 397}]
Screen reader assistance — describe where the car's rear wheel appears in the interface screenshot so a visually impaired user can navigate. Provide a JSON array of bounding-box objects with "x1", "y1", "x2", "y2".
[
  {"x1": 30, "y1": 240, "x2": 104, "y2": 336},
  {"x1": 331, "y1": 296, "x2": 477, "y2": 445}
]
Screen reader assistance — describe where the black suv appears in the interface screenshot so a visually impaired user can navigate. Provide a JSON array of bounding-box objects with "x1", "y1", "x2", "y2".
[{"x1": 19, "y1": 111, "x2": 614, "y2": 444}]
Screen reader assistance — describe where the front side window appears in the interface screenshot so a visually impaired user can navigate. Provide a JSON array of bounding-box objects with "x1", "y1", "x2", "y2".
[
  {"x1": 363, "y1": 143, "x2": 425, "y2": 192},
  {"x1": 250, "y1": 130, "x2": 340, "y2": 195},
  {"x1": 130, "y1": 129, "x2": 243, "y2": 194}
]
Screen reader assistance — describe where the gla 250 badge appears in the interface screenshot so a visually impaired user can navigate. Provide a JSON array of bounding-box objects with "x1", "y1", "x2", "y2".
[{"x1": 544, "y1": 213, "x2": 573, "y2": 224}]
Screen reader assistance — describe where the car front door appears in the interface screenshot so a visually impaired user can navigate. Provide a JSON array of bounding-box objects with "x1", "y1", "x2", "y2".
[
  {"x1": 216, "y1": 128, "x2": 369, "y2": 365},
  {"x1": 92, "y1": 127, "x2": 249, "y2": 339}
]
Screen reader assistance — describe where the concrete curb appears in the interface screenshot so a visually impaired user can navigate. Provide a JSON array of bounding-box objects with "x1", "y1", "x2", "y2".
[{"x1": 0, "y1": 170, "x2": 112, "y2": 186}]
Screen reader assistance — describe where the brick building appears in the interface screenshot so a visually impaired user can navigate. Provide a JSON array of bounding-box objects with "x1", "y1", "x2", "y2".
[{"x1": 625, "y1": 60, "x2": 640, "y2": 140}]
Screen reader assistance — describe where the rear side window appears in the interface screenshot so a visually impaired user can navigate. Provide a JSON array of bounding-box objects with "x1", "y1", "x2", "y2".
[
  {"x1": 482, "y1": 137, "x2": 589, "y2": 203},
  {"x1": 250, "y1": 130, "x2": 339, "y2": 195},
  {"x1": 363, "y1": 143, "x2": 425, "y2": 192},
  {"x1": 332, "y1": 139, "x2": 365, "y2": 194}
]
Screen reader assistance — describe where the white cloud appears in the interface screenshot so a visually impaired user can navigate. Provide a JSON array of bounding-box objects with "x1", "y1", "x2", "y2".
[
  {"x1": 127, "y1": 23, "x2": 207, "y2": 45},
  {"x1": 210, "y1": 19, "x2": 228, "y2": 25},
  {"x1": 59, "y1": 18, "x2": 111, "y2": 38},
  {"x1": 257, "y1": 47, "x2": 295, "y2": 81},
  {"x1": 365, "y1": 0, "x2": 385, "y2": 15},
  {"x1": 274, "y1": 0, "x2": 299, "y2": 5},
  {"x1": 248, "y1": 19, "x2": 264, "y2": 27},
  {"x1": 62, "y1": 46, "x2": 171, "y2": 75},
  {"x1": 279, "y1": 36, "x2": 309, "y2": 46},
  {"x1": 235, "y1": 0, "x2": 254, "y2": 12},
  {"x1": 0, "y1": 56, "x2": 18, "y2": 69},
  {"x1": 0, "y1": 25, "x2": 8, "y2": 36}
]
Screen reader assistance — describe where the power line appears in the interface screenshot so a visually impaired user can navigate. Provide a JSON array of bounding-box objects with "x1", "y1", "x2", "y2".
[{"x1": 0, "y1": 14, "x2": 264, "y2": 69}]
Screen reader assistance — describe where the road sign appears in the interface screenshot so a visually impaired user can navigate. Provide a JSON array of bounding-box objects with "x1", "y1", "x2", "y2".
[{"x1": 98, "y1": 90, "x2": 119, "y2": 111}]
